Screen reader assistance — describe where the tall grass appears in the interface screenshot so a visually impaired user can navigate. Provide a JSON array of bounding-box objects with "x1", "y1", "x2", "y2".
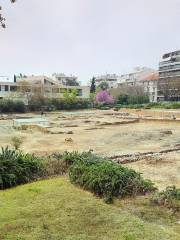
[{"x1": 0, "y1": 147, "x2": 44, "y2": 189}]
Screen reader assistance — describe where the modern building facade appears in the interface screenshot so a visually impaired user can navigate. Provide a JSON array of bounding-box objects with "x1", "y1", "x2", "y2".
[
  {"x1": 0, "y1": 76, "x2": 12, "y2": 82},
  {"x1": 158, "y1": 50, "x2": 180, "y2": 101},
  {"x1": 0, "y1": 74, "x2": 90, "y2": 104}
]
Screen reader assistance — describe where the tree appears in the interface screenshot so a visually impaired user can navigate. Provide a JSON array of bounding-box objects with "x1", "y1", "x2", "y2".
[
  {"x1": 90, "y1": 77, "x2": 96, "y2": 93},
  {"x1": 117, "y1": 94, "x2": 129, "y2": 104},
  {"x1": 0, "y1": 0, "x2": 16, "y2": 28},
  {"x1": 63, "y1": 79, "x2": 79, "y2": 86},
  {"x1": 96, "y1": 90, "x2": 113, "y2": 104},
  {"x1": 16, "y1": 80, "x2": 47, "y2": 107},
  {"x1": 17, "y1": 80, "x2": 31, "y2": 95},
  {"x1": 109, "y1": 85, "x2": 146, "y2": 100},
  {"x1": 63, "y1": 89, "x2": 78, "y2": 102},
  {"x1": 109, "y1": 85, "x2": 149, "y2": 104},
  {"x1": 13, "y1": 74, "x2": 17, "y2": 83},
  {"x1": 11, "y1": 136, "x2": 23, "y2": 150},
  {"x1": 98, "y1": 81, "x2": 109, "y2": 90}
]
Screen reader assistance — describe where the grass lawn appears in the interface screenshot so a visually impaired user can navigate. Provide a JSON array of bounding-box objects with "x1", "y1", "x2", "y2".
[{"x1": 0, "y1": 177, "x2": 179, "y2": 240}]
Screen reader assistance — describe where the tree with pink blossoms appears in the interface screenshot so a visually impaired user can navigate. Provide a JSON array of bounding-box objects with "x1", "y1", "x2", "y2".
[{"x1": 96, "y1": 90, "x2": 113, "y2": 104}]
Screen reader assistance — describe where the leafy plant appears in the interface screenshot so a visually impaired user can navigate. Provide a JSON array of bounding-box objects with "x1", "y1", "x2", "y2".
[
  {"x1": 0, "y1": 146, "x2": 44, "y2": 189},
  {"x1": 146, "y1": 102, "x2": 180, "y2": 109},
  {"x1": 63, "y1": 89, "x2": 78, "y2": 102},
  {"x1": 0, "y1": 100, "x2": 25, "y2": 113},
  {"x1": 151, "y1": 186, "x2": 180, "y2": 212},
  {"x1": 90, "y1": 77, "x2": 96, "y2": 93},
  {"x1": 66, "y1": 151, "x2": 155, "y2": 203},
  {"x1": 11, "y1": 136, "x2": 23, "y2": 150},
  {"x1": 49, "y1": 98, "x2": 90, "y2": 110},
  {"x1": 98, "y1": 81, "x2": 109, "y2": 90}
]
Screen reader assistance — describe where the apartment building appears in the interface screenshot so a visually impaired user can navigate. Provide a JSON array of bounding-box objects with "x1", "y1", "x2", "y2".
[
  {"x1": 0, "y1": 76, "x2": 12, "y2": 82},
  {"x1": 0, "y1": 75, "x2": 90, "y2": 103},
  {"x1": 140, "y1": 72, "x2": 158, "y2": 102},
  {"x1": 158, "y1": 50, "x2": 180, "y2": 101},
  {"x1": 52, "y1": 73, "x2": 79, "y2": 86},
  {"x1": 95, "y1": 74, "x2": 119, "y2": 88},
  {"x1": 117, "y1": 67, "x2": 155, "y2": 86}
]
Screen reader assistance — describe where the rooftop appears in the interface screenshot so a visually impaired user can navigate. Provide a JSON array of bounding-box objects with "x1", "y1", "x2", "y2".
[
  {"x1": 162, "y1": 50, "x2": 180, "y2": 59},
  {"x1": 140, "y1": 72, "x2": 159, "y2": 82}
]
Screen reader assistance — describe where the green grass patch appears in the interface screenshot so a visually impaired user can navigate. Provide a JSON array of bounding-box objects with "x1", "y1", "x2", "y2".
[
  {"x1": 111, "y1": 102, "x2": 180, "y2": 110},
  {"x1": 0, "y1": 177, "x2": 179, "y2": 240},
  {"x1": 0, "y1": 149, "x2": 155, "y2": 203}
]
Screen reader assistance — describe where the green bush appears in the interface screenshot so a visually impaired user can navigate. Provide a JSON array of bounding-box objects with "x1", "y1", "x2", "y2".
[
  {"x1": 127, "y1": 95, "x2": 149, "y2": 105},
  {"x1": 0, "y1": 149, "x2": 156, "y2": 203},
  {"x1": 11, "y1": 136, "x2": 23, "y2": 150},
  {"x1": 13, "y1": 100, "x2": 26, "y2": 112},
  {"x1": 151, "y1": 186, "x2": 180, "y2": 212},
  {"x1": 66, "y1": 152, "x2": 155, "y2": 203},
  {"x1": 99, "y1": 106, "x2": 111, "y2": 110},
  {"x1": 0, "y1": 147, "x2": 44, "y2": 189},
  {"x1": 95, "y1": 103, "x2": 113, "y2": 110},
  {"x1": 145, "y1": 102, "x2": 180, "y2": 109},
  {"x1": 117, "y1": 94, "x2": 149, "y2": 105},
  {"x1": 43, "y1": 153, "x2": 70, "y2": 176},
  {"x1": 0, "y1": 100, "x2": 25, "y2": 113},
  {"x1": 49, "y1": 98, "x2": 90, "y2": 110},
  {"x1": 127, "y1": 104, "x2": 144, "y2": 109},
  {"x1": 117, "y1": 94, "x2": 129, "y2": 104},
  {"x1": 28, "y1": 98, "x2": 91, "y2": 111},
  {"x1": 164, "y1": 102, "x2": 180, "y2": 109}
]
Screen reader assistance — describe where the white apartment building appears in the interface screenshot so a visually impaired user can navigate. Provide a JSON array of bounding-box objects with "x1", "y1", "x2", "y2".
[
  {"x1": 52, "y1": 73, "x2": 79, "y2": 86},
  {"x1": 117, "y1": 67, "x2": 156, "y2": 86},
  {"x1": 0, "y1": 75, "x2": 90, "y2": 103},
  {"x1": 0, "y1": 76, "x2": 12, "y2": 82},
  {"x1": 95, "y1": 74, "x2": 119, "y2": 88},
  {"x1": 140, "y1": 72, "x2": 158, "y2": 102},
  {"x1": 95, "y1": 68, "x2": 156, "y2": 89}
]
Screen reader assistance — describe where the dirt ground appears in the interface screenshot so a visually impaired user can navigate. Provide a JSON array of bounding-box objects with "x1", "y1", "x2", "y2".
[
  {"x1": 0, "y1": 109, "x2": 180, "y2": 188},
  {"x1": 126, "y1": 151, "x2": 180, "y2": 189}
]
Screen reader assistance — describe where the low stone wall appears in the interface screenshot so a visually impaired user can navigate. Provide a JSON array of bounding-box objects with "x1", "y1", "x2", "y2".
[{"x1": 109, "y1": 147, "x2": 180, "y2": 164}]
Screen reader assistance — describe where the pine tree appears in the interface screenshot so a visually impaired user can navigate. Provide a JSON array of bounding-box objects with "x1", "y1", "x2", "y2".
[
  {"x1": 13, "y1": 74, "x2": 17, "y2": 83},
  {"x1": 90, "y1": 77, "x2": 96, "y2": 93}
]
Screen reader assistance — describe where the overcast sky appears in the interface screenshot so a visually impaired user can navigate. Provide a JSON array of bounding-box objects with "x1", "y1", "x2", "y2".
[{"x1": 1, "y1": 0, "x2": 180, "y2": 83}]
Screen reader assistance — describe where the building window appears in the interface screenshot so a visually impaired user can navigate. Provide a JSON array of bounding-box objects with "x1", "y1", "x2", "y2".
[
  {"x1": 5, "y1": 85, "x2": 9, "y2": 91},
  {"x1": 10, "y1": 86, "x2": 17, "y2": 92},
  {"x1": 77, "y1": 89, "x2": 82, "y2": 96},
  {"x1": 60, "y1": 88, "x2": 67, "y2": 93},
  {"x1": 52, "y1": 88, "x2": 59, "y2": 93}
]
